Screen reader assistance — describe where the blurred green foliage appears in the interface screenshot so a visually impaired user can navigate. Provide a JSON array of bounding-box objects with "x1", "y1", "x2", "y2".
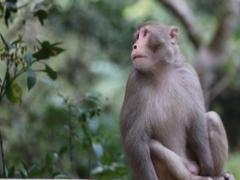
[
  {"x1": 0, "y1": 0, "x2": 239, "y2": 179},
  {"x1": 227, "y1": 153, "x2": 240, "y2": 179}
]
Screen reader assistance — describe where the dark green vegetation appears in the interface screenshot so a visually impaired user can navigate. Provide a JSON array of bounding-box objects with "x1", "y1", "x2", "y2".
[{"x1": 0, "y1": 0, "x2": 239, "y2": 179}]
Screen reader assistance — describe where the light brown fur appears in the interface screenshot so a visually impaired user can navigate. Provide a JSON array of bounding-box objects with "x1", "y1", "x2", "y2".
[{"x1": 120, "y1": 22, "x2": 231, "y2": 180}]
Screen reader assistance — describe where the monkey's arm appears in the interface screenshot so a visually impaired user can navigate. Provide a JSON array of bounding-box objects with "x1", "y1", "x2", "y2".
[
  {"x1": 150, "y1": 139, "x2": 199, "y2": 177},
  {"x1": 188, "y1": 114, "x2": 214, "y2": 176},
  {"x1": 123, "y1": 134, "x2": 159, "y2": 180}
]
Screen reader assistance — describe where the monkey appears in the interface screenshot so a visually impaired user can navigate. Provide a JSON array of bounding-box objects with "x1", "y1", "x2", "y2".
[{"x1": 120, "y1": 22, "x2": 234, "y2": 180}]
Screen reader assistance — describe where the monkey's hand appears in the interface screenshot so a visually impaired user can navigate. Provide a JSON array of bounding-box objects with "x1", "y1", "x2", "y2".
[
  {"x1": 223, "y1": 173, "x2": 235, "y2": 180},
  {"x1": 183, "y1": 160, "x2": 200, "y2": 175},
  {"x1": 209, "y1": 173, "x2": 235, "y2": 180}
]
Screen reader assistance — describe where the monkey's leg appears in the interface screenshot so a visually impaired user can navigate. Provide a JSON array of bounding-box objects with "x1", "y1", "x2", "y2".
[
  {"x1": 206, "y1": 111, "x2": 228, "y2": 176},
  {"x1": 150, "y1": 139, "x2": 214, "y2": 180}
]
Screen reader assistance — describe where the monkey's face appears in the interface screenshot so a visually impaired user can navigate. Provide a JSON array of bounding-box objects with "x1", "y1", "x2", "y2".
[{"x1": 131, "y1": 24, "x2": 178, "y2": 72}]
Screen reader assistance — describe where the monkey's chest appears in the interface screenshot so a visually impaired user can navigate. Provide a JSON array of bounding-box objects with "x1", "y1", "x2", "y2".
[{"x1": 142, "y1": 94, "x2": 190, "y2": 151}]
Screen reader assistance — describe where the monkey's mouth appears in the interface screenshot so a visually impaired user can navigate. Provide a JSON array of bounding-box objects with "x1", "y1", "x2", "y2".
[{"x1": 132, "y1": 54, "x2": 147, "y2": 60}]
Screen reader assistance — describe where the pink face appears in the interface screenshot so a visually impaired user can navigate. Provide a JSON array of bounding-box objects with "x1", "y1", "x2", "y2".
[
  {"x1": 131, "y1": 26, "x2": 157, "y2": 71},
  {"x1": 131, "y1": 25, "x2": 178, "y2": 72},
  {"x1": 131, "y1": 27, "x2": 150, "y2": 61}
]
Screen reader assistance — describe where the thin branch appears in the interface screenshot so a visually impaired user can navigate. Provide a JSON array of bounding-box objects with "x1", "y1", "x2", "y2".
[
  {"x1": 67, "y1": 104, "x2": 74, "y2": 172},
  {"x1": 157, "y1": 0, "x2": 202, "y2": 49},
  {"x1": 0, "y1": 60, "x2": 10, "y2": 101},
  {"x1": 0, "y1": 131, "x2": 6, "y2": 178},
  {"x1": 208, "y1": 0, "x2": 240, "y2": 54}
]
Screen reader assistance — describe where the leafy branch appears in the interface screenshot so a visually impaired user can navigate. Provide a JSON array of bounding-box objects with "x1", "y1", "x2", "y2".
[{"x1": 0, "y1": 34, "x2": 64, "y2": 102}]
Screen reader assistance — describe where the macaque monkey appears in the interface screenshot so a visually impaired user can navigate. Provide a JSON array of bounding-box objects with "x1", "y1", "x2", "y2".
[{"x1": 120, "y1": 22, "x2": 234, "y2": 180}]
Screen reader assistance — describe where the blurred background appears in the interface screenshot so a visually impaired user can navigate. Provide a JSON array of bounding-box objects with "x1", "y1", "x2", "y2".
[{"x1": 0, "y1": 0, "x2": 239, "y2": 179}]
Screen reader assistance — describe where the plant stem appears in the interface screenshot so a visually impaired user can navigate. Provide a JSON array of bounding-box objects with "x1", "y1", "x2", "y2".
[
  {"x1": 0, "y1": 61, "x2": 10, "y2": 100},
  {"x1": 0, "y1": 131, "x2": 6, "y2": 178},
  {"x1": 67, "y1": 105, "x2": 74, "y2": 172}
]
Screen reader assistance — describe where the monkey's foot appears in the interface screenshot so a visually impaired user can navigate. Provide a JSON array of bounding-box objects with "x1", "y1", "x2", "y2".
[{"x1": 223, "y1": 173, "x2": 235, "y2": 180}]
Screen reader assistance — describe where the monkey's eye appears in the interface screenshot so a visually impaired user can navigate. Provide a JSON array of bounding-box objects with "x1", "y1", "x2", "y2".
[
  {"x1": 136, "y1": 33, "x2": 139, "y2": 40},
  {"x1": 143, "y1": 29, "x2": 148, "y2": 37},
  {"x1": 133, "y1": 33, "x2": 139, "y2": 43}
]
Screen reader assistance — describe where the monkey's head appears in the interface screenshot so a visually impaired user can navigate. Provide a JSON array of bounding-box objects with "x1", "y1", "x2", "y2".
[{"x1": 131, "y1": 22, "x2": 179, "y2": 72}]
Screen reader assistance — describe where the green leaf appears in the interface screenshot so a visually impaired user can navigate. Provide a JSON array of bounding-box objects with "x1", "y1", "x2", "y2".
[
  {"x1": 4, "y1": 9, "x2": 10, "y2": 26},
  {"x1": 19, "y1": 168, "x2": 28, "y2": 178},
  {"x1": 6, "y1": 81, "x2": 22, "y2": 103},
  {"x1": 41, "y1": 41, "x2": 50, "y2": 48},
  {"x1": 7, "y1": 166, "x2": 15, "y2": 178},
  {"x1": 53, "y1": 174, "x2": 68, "y2": 179},
  {"x1": 27, "y1": 69, "x2": 37, "y2": 91},
  {"x1": 58, "y1": 146, "x2": 67, "y2": 156},
  {"x1": 34, "y1": 9, "x2": 48, "y2": 25},
  {"x1": 27, "y1": 164, "x2": 38, "y2": 177},
  {"x1": 4, "y1": 0, "x2": 18, "y2": 26},
  {"x1": 24, "y1": 52, "x2": 33, "y2": 65},
  {"x1": 33, "y1": 48, "x2": 50, "y2": 60},
  {"x1": 33, "y1": 41, "x2": 64, "y2": 60},
  {"x1": 45, "y1": 153, "x2": 58, "y2": 166},
  {"x1": 45, "y1": 154, "x2": 52, "y2": 165},
  {"x1": 52, "y1": 153, "x2": 59, "y2": 163},
  {"x1": 50, "y1": 47, "x2": 64, "y2": 56},
  {"x1": 6, "y1": 0, "x2": 17, "y2": 11},
  {"x1": 92, "y1": 143, "x2": 104, "y2": 158},
  {"x1": 6, "y1": 72, "x2": 22, "y2": 103},
  {"x1": 33, "y1": 2, "x2": 48, "y2": 26},
  {"x1": 45, "y1": 64, "x2": 57, "y2": 80}
]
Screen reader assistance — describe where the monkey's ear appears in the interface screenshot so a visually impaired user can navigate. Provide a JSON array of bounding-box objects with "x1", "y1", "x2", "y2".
[{"x1": 169, "y1": 26, "x2": 179, "y2": 44}]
